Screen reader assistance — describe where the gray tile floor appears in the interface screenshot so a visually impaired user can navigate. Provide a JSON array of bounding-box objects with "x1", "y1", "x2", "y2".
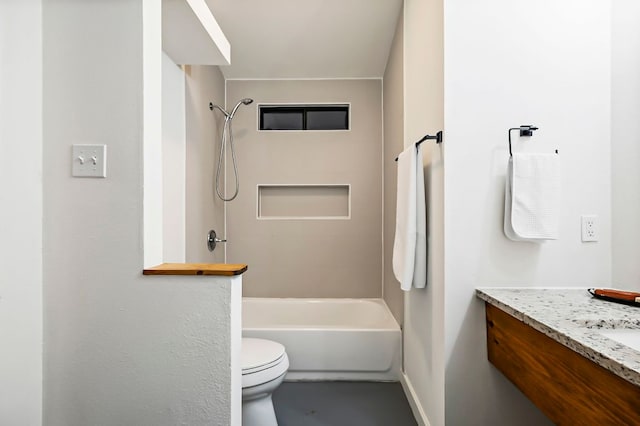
[{"x1": 273, "y1": 381, "x2": 418, "y2": 426}]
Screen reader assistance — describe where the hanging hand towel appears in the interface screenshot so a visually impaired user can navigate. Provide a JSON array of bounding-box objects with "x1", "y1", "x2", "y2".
[
  {"x1": 393, "y1": 144, "x2": 427, "y2": 291},
  {"x1": 504, "y1": 153, "x2": 560, "y2": 241},
  {"x1": 413, "y1": 144, "x2": 427, "y2": 288}
]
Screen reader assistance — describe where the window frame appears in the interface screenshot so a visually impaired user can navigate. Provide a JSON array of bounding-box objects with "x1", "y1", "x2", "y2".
[{"x1": 258, "y1": 103, "x2": 350, "y2": 131}]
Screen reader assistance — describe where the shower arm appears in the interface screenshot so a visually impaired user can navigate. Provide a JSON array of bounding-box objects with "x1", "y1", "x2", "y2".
[{"x1": 209, "y1": 102, "x2": 230, "y2": 118}]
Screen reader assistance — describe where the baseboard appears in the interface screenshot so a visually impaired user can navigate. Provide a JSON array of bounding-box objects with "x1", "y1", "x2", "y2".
[{"x1": 400, "y1": 372, "x2": 431, "y2": 426}]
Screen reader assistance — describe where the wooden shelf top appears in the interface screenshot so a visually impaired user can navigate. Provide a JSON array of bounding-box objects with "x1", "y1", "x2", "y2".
[{"x1": 143, "y1": 263, "x2": 248, "y2": 276}]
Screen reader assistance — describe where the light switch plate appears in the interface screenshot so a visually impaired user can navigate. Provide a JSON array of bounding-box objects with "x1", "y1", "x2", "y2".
[{"x1": 72, "y1": 144, "x2": 107, "y2": 178}]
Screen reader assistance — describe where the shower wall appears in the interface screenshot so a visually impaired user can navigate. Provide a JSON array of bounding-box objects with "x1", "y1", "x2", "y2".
[
  {"x1": 383, "y1": 10, "x2": 404, "y2": 324},
  {"x1": 225, "y1": 79, "x2": 383, "y2": 298},
  {"x1": 185, "y1": 65, "x2": 226, "y2": 263}
]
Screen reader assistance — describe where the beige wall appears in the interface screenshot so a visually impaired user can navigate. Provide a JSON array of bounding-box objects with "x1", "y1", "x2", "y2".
[
  {"x1": 185, "y1": 65, "x2": 226, "y2": 263},
  {"x1": 225, "y1": 79, "x2": 383, "y2": 298},
  {"x1": 402, "y1": 0, "x2": 446, "y2": 424},
  {"x1": 383, "y1": 10, "x2": 405, "y2": 325}
]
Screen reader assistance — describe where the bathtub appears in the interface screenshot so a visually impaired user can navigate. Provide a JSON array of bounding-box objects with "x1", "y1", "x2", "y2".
[{"x1": 242, "y1": 298, "x2": 401, "y2": 381}]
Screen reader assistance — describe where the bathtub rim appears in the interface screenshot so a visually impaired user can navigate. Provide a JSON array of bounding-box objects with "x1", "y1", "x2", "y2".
[{"x1": 242, "y1": 297, "x2": 401, "y2": 331}]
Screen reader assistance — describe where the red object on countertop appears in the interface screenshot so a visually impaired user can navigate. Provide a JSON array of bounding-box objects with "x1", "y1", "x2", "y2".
[{"x1": 593, "y1": 288, "x2": 640, "y2": 302}]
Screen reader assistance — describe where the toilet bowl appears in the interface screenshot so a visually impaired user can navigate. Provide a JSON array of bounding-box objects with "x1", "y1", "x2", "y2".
[{"x1": 242, "y1": 338, "x2": 289, "y2": 426}]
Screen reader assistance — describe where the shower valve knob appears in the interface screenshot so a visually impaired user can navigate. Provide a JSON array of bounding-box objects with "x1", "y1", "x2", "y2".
[{"x1": 207, "y1": 230, "x2": 226, "y2": 252}]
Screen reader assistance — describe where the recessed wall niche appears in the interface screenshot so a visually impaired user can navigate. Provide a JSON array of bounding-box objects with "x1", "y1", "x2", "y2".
[{"x1": 257, "y1": 184, "x2": 350, "y2": 219}]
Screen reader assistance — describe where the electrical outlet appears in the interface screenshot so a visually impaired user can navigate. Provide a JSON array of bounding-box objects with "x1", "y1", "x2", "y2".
[{"x1": 581, "y1": 215, "x2": 599, "y2": 242}]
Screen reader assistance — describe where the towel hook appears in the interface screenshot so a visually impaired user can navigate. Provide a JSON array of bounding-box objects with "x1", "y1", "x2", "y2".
[{"x1": 508, "y1": 125, "x2": 538, "y2": 156}]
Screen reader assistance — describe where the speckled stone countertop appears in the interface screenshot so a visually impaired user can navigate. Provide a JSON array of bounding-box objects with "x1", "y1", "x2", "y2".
[{"x1": 476, "y1": 288, "x2": 640, "y2": 387}]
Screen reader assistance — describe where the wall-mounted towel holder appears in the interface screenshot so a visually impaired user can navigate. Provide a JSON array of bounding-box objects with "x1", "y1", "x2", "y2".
[
  {"x1": 394, "y1": 131, "x2": 443, "y2": 161},
  {"x1": 508, "y1": 125, "x2": 538, "y2": 156},
  {"x1": 508, "y1": 125, "x2": 559, "y2": 156}
]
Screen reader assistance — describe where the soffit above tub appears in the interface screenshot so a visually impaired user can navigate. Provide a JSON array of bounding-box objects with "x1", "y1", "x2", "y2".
[
  {"x1": 163, "y1": 0, "x2": 231, "y2": 65},
  {"x1": 204, "y1": 0, "x2": 403, "y2": 79}
]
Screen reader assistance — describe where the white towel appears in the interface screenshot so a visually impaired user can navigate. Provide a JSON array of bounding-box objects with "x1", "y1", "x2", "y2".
[
  {"x1": 413, "y1": 145, "x2": 427, "y2": 288},
  {"x1": 504, "y1": 153, "x2": 560, "y2": 241},
  {"x1": 393, "y1": 144, "x2": 427, "y2": 291}
]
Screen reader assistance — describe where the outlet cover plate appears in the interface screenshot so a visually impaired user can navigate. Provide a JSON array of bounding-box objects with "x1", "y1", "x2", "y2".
[
  {"x1": 72, "y1": 144, "x2": 107, "y2": 178},
  {"x1": 581, "y1": 214, "x2": 599, "y2": 242}
]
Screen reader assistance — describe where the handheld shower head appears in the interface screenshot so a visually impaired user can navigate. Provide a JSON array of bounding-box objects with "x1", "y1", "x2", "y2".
[
  {"x1": 210, "y1": 97, "x2": 254, "y2": 202},
  {"x1": 229, "y1": 98, "x2": 254, "y2": 119},
  {"x1": 209, "y1": 98, "x2": 254, "y2": 119}
]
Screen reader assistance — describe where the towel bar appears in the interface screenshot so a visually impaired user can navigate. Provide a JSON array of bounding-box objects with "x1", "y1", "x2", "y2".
[{"x1": 394, "y1": 130, "x2": 443, "y2": 161}]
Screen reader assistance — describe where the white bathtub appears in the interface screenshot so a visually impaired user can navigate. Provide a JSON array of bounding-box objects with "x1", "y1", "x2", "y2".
[{"x1": 242, "y1": 298, "x2": 401, "y2": 381}]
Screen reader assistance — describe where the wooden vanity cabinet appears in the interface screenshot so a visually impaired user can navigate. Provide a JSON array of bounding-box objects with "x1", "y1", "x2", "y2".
[{"x1": 485, "y1": 303, "x2": 640, "y2": 425}]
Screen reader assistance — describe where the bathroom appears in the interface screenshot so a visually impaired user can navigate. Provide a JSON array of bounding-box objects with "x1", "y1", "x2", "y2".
[{"x1": 2, "y1": 0, "x2": 640, "y2": 425}]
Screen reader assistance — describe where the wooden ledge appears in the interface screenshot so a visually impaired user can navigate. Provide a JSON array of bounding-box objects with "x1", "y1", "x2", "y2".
[{"x1": 143, "y1": 263, "x2": 248, "y2": 276}]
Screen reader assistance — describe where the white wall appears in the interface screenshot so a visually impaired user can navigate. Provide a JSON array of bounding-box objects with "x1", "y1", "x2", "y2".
[
  {"x1": 401, "y1": 0, "x2": 445, "y2": 424},
  {"x1": 162, "y1": 52, "x2": 186, "y2": 262},
  {"x1": 0, "y1": 1, "x2": 43, "y2": 424},
  {"x1": 612, "y1": 0, "x2": 640, "y2": 291},
  {"x1": 42, "y1": 1, "x2": 239, "y2": 424},
  {"x1": 443, "y1": 1, "x2": 611, "y2": 424},
  {"x1": 143, "y1": 0, "x2": 164, "y2": 268}
]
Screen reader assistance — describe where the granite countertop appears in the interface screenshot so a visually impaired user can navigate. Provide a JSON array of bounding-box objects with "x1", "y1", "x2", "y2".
[{"x1": 476, "y1": 288, "x2": 640, "y2": 387}]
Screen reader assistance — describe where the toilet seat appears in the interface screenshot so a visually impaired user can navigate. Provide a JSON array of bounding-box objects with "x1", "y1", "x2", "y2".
[
  {"x1": 242, "y1": 338, "x2": 289, "y2": 388},
  {"x1": 243, "y1": 352, "x2": 286, "y2": 375}
]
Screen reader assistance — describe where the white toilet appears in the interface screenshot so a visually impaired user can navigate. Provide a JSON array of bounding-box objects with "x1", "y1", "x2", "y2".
[{"x1": 241, "y1": 338, "x2": 289, "y2": 426}]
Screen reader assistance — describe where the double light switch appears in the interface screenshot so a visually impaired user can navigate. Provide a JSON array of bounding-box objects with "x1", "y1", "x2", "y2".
[{"x1": 72, "y1": 144, "x2": 107, "y2": 178}]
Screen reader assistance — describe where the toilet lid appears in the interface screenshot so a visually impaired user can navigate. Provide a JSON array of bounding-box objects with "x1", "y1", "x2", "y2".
[{"x1": 242, "y1": 338, "x2": 286, "y2": 372}]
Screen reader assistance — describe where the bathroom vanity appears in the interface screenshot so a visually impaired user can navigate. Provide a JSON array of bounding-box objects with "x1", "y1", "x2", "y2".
[{"x1": 476, "y1": 288, "x2": 640, "y2": 425}]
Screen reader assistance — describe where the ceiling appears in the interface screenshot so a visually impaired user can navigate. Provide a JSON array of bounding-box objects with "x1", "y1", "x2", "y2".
[{"x1": 205, "y1": 0, "x2": 403, "y2": 79}]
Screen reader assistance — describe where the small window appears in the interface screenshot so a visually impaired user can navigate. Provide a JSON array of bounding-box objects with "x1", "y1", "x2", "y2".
[
  {"x1": 259, "y1": 105, "x2": 349, "y2": 131},
  {"x1": 261, "y1": 107, "x2": 304, "y2": 130}
]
